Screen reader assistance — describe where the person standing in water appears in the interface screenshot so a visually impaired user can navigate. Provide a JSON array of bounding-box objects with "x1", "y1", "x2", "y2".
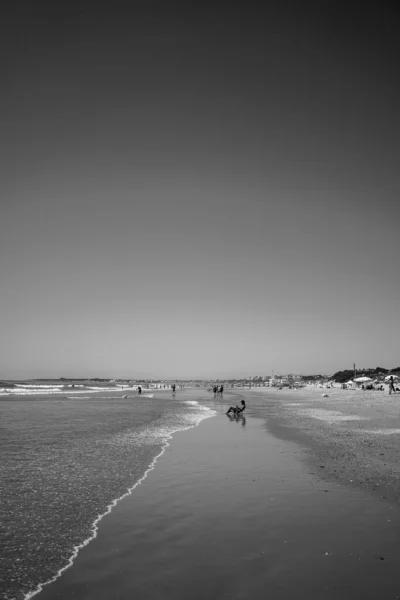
[
  {"x1": 137, "y1": 385, "x2": 142, "y2": 396},
  {"x1": 172, "y1": 383, "x2": 176, "y2": 396}
]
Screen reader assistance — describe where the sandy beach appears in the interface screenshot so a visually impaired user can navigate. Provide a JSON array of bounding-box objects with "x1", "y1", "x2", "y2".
[
  {"x1": 33, "y1": 388, "x2": 400, "y2": 600},
  {"x1": 241, "y1": 386, "x2": 400, "y2": 507},
  {"x1": 3, "y1": 2, "x2": 400, "y2": 597}
]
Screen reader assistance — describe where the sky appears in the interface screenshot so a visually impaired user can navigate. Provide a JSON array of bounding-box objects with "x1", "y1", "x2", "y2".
[{"x1": 1, "y1": 2, "x2": 400, "y2": 379}]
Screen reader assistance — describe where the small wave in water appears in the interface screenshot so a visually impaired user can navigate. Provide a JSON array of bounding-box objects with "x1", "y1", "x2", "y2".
[
  {"x1": 0, "y1": 395, "x2": 215, "y2": 600},
  {"x1": 0, "y1": 385, "x2": 158, "y2": 397}
]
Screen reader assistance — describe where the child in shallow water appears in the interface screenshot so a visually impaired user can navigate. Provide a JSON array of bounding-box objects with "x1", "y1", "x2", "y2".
[{"x1": 226, "y1": 400, "x2": 246, "y2": 415}]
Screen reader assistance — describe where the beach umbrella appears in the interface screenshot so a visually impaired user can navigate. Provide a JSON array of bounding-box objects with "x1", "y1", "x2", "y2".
[
  {"x1": 354, "y1": 376, "x2": 373, "y2": 383},
  {"x1": 385, "y1": 374, "x2": 400, "y2": 380}
]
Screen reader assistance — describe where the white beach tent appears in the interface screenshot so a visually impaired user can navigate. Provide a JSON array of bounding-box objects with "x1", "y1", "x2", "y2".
[
  {"x1": 385, "y1": 374, "x2": 400, "y2": 380},
  {"x1": 354, "y1": 377, "x2": 373, "y2": 383},
  {"x1": 344, "y1": 380, "x2": 356, "y2": 388}
]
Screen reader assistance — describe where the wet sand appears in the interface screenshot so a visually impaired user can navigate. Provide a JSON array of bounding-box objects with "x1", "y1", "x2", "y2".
[
  {"x1": 242, "y1": 386, "x2": 400, "y2": 507},
  {"x1": 35, "y1": 391, "x2": 400, "y2": 599}
]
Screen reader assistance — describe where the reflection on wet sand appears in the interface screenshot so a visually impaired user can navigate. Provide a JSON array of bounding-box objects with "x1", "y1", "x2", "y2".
[
  {"x1": 37, "y1": 409, "x2": 400, "y2": 600},
  {"x1": 227, "y1": 413, "x2": 246, "y2": 427}
]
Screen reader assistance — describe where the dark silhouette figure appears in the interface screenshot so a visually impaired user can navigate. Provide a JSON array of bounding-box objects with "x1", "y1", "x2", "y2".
[{"x1": 226, "y1": 400, "x2": 246, "y2": 415}]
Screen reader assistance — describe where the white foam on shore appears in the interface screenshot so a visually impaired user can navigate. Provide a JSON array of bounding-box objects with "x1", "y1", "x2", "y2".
[
  {"x1": 23, "y1": 400, "x2": 216, "y2": 600},
  {"x1": 297, "y1": 408, "x2": 366, "y2": 423}
]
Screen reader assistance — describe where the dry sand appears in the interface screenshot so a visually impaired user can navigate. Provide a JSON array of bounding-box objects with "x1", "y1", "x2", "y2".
[{"x1": 242, "y1": 386, "x2": 400, "y2": 507}]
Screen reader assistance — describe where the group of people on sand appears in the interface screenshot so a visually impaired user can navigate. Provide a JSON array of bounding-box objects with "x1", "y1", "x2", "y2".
[
  {"x1": 212, "y1": 384, "x2": 224, "y2": 396},
  {"x1": 340, "y1": 375, "x2": 399, "y2": 394},
  {"x1": 210, "y1": 383, "x2": 246, "y2": 416}
]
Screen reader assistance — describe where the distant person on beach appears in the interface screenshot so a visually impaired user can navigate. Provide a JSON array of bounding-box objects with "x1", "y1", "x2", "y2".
[
  {"x1": 219, "y1": 384, "x2": 224, "y2": 395},
  {"x1": 213, "y1": 385, "x2": 218, "y2": 396},
  {"x1": 226, "y1": 400, "x2": 246, "y2": 415},
  {"x1": 137, "y1": 386, "x2": 142, "y2": 395},
  {"x1": 389, "y1": 376, "x2": 396, "y2": 395},
  {"x1": 172, "y1": 384, "x2": 176, "y2": 396}
]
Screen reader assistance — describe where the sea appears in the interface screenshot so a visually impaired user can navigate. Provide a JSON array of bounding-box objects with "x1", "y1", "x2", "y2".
[{"x1": 0, "y1": 381, "x2": 214, "y2": 600}]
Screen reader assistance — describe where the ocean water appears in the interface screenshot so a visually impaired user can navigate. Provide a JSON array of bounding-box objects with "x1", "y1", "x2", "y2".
[
  {"x1": 0, "y1": 381, "x2": 149, "y2": 396},
  {"x1": 0, "y1": 390, "x2": 214, "y2": 600}
]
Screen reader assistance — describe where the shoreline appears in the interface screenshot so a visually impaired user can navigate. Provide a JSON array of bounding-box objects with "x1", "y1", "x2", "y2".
[
  {"x1": 34, "y1": 398, "x2": 400, "y2": 599},
  {"x1": 9, "y1": 392, "x2": 215, "y2": 600},
  {"x1": 8, "y1": 386, "x2": 400, "y2": 599}
]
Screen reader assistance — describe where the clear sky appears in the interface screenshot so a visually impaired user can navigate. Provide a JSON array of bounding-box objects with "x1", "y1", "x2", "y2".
[{"x1": 1, "y1": 2, "x2": 399, "y2": 379}]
